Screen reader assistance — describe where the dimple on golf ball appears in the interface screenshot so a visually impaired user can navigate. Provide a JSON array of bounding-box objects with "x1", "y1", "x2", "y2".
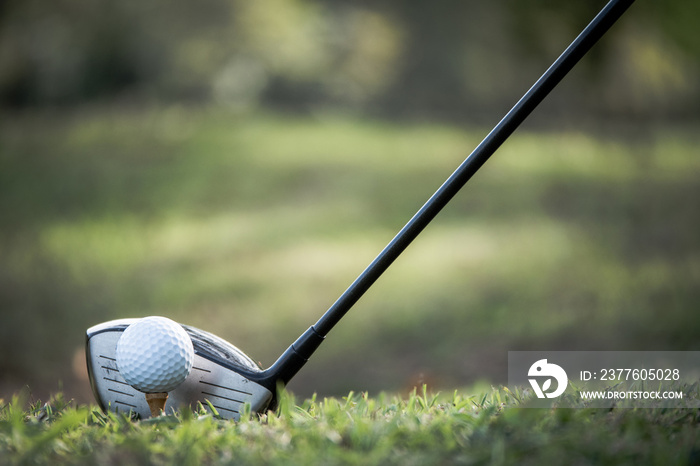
[{"x1": 116, "y1": 316, "x2": 194, "y2": 393}]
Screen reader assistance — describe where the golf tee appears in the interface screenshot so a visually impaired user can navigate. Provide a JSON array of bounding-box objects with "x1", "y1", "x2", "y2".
[{"x1": 145, "y1": 392, "x2": 168, "y2": 417}]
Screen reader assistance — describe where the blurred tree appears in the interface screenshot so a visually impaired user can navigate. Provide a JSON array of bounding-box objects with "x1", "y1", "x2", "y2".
[{"x1": 0, "y1": 0, "x2": 697, "y2": 119}]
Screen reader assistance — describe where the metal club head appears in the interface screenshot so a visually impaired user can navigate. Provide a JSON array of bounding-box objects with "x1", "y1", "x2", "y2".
[{"x1": 86, "y1": 319, "x2": 275, "y2": 420}]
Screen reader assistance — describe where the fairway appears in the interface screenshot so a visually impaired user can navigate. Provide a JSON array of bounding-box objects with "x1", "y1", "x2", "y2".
[
  {"x1": 1, "y1": 108, "x2": 698, "y2": 401},
  {"x1": 0, "y1": 105, "x2": 698, "y2": 405}
]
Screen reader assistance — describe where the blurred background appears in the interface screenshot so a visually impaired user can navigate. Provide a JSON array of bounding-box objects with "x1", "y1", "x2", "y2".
[{"x1": 1, "y1": 0, "x2": 698, "y2": 404}]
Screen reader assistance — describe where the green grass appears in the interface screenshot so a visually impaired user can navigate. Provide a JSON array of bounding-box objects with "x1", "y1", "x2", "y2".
[{"x1": 1, "y1": 386, "x2": 698, "y2": 465}]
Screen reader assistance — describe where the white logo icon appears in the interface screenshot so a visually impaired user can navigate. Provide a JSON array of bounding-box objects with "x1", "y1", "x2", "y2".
[{"x1": 528, "y1": 359, "x2": 568, "y2": 398}]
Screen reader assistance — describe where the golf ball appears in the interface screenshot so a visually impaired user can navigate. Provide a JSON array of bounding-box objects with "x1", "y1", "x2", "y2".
[{"x1": 116, "y1": 316, "x2": 194, "y2": 393}]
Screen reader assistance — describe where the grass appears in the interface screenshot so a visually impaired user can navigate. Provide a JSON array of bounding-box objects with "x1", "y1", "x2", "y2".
[
  {"x1": 1, "y1": 386, "x2": 699, "y2": 465},
  {"x1": 1, "y1": 105, "x2": 699, "y2": 400},
  {"x1": 0, "y1": 386, "x2": 700, "y2": 465}
]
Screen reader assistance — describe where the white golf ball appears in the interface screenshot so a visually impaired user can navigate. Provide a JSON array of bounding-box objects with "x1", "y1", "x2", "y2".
[{"x1": 116, "y1": 316, "x2": 194, "y2": 393}]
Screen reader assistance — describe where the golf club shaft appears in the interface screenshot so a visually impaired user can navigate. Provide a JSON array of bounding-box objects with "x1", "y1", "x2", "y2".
[{"x1": 270, "y1": 0, "x2": 635, "y2": 383}]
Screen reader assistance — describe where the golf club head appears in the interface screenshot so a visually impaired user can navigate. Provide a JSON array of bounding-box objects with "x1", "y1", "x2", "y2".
[{"x1": 86, "y1": 319, "x2": 274, "y2": 420}]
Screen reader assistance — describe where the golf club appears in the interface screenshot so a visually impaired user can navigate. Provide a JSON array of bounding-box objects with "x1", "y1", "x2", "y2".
[{"x1": 86, "y1": 0, "x2": 635, "y2": 420}]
